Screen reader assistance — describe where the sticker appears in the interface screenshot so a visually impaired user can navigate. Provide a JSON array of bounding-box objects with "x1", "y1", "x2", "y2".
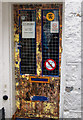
[
  {"x1": 21, "y1": 16, "x2": 26, "y2": 20},
  {"x1": 50, "y1": 21, "x2": 59, "y2": 33},
  {"x1": 22, "y1": 21, "x2": 35, "y2": 38},
  {"x1": 46, "y1": 12, "x2": 55, "y2": 21},
  {"x1": 44, "y1": 59, "x2": 56, "y2": 71},
  {"x1": 30, "y1": 96, "x2": 49, "y2": 101}
]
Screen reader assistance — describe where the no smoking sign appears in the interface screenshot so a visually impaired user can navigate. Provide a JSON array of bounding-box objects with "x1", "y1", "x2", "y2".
[
  {"x1": 50, "y1": 21, "x2": 59, "y2": 33},
  {"x1": 44, "y1": 59, "x2": 56, "y2": 71}
]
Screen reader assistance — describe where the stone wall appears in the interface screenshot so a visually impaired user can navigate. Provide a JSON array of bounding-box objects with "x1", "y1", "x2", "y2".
[
  {"x1": 81, "y1": 1, "x2": 83, "y2": 119},
  {"x1": 63, "y1": 1, "x2": 81, "y2": 118}
]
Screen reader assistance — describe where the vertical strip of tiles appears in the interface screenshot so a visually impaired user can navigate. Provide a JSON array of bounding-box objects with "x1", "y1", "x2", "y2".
[
  {"x1": 36, "y1": 9, "x2": 42, "y2": 76},
  {"x1": 59, "y1": 5, "x2": 62, "y2": 76},
  {"x1": 58, "y1": 4, "x2": 62, "y2": 119}
]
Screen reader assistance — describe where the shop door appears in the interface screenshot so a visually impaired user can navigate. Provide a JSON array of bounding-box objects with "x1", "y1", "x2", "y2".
[{"x1": 14, "y1": 4, "x2": 62, "y2": 120}]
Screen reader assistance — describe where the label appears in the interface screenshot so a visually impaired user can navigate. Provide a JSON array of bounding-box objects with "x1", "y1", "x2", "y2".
[
  {"x1": 44, "y1": 59, "x2": 56, "y2": 71},
  {"x1": 21, "y1": 16, "x2": 26, "y2": 20},
  {"x1": 22, "y1": 21, "x2": 35, "y2": 38},
  {"x1": 50, "y1": 21, "x2": 59, "y2": 33},
  {"x1": 46, "y1": 12, "x2": 55, "y2": 21}
]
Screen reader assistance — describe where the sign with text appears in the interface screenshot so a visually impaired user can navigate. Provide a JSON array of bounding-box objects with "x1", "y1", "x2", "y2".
[
  {"x1": 50, "y1": 21, "x2": 59, "y2": 33},
  {"x1": 22, "y1": 21, "x2": 35, "y2": 38}
]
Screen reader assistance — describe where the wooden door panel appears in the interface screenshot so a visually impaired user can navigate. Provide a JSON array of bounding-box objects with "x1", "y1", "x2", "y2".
[{"x1": 13, "y1": 4, "x2": 62, "y2": 120}]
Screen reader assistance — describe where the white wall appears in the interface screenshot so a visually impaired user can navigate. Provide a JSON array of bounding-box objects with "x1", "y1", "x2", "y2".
[
  {"x1": 0, "y1": 2, "x2": 16, "y2": 118},
  {"x1": 0, "y1": 1, "x2": 2, "y2": 110},
  {"x1": 81, "y1": 1, "x2": 83, "y2": 119},
  {"x1": 63, "y1": 1, "x2": 81, "y2": 118},
  {"x1": 1, "y1": 0, "x2": 65, "y2": 2},
  {"x1": 2, "y1": 3, "x2": 12, "y2": 118}
]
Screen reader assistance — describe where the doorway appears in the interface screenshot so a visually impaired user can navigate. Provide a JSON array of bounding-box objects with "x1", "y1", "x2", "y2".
[{"x1": 14, "y1": 4, "x2": 62, "y2": 119}]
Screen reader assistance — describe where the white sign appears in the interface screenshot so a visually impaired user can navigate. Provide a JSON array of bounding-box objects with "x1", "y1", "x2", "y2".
[
  {"x1": 22, "y1": 21, "x2": 35, "y2": 38},
  {"x1": 50, "y1": 21, "x2": 59, "y2": 33}
]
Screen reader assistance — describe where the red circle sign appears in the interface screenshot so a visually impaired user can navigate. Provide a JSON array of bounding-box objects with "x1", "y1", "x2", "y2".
[
  {"x1": 44, "y1": 59, "x2": 56, "y2": 71},
  {"x1": 52, "y1": 23, "x2": 57, "y2": 28}
]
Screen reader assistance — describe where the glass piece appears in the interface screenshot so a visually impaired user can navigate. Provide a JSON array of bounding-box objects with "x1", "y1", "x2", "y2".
[
  {"x1": 42, "y1": 9, "x2": 59, "y2": 76},
  {"x1": 19, "y1": 10, "x2": 36, "y2": 74}
]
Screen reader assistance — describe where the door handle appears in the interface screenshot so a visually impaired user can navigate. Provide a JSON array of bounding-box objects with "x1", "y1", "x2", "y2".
[{"x1": 15, "y1": 42, "x2": 22, "y2": 52}]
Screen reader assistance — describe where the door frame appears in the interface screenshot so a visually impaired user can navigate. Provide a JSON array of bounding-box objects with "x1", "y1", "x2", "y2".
[{"x1": 0, "y1": 1, "x2": 65, "y2": 118}]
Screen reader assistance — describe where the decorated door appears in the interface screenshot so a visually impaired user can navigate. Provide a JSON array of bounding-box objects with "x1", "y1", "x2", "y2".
[{"x1": 14, "y1": 4, "x2": 62, "y2": 120}]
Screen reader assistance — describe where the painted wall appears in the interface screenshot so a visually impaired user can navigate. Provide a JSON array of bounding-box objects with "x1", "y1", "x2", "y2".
[
  {"x1": 0, "y1": 2, "x2": 15, "y2": 118},
  {"x1": 0, "y1": 1, "x2": 2, "y2": 111},
  {"x1": 0, "y1": 0, "x2": 82, "y2": 119},
  {"x1": 63, "y1": 1, "x2": 81, "y2": 118},
  {"x1": 81, "y1": 1, "x2": 83, "y2": 119}
]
